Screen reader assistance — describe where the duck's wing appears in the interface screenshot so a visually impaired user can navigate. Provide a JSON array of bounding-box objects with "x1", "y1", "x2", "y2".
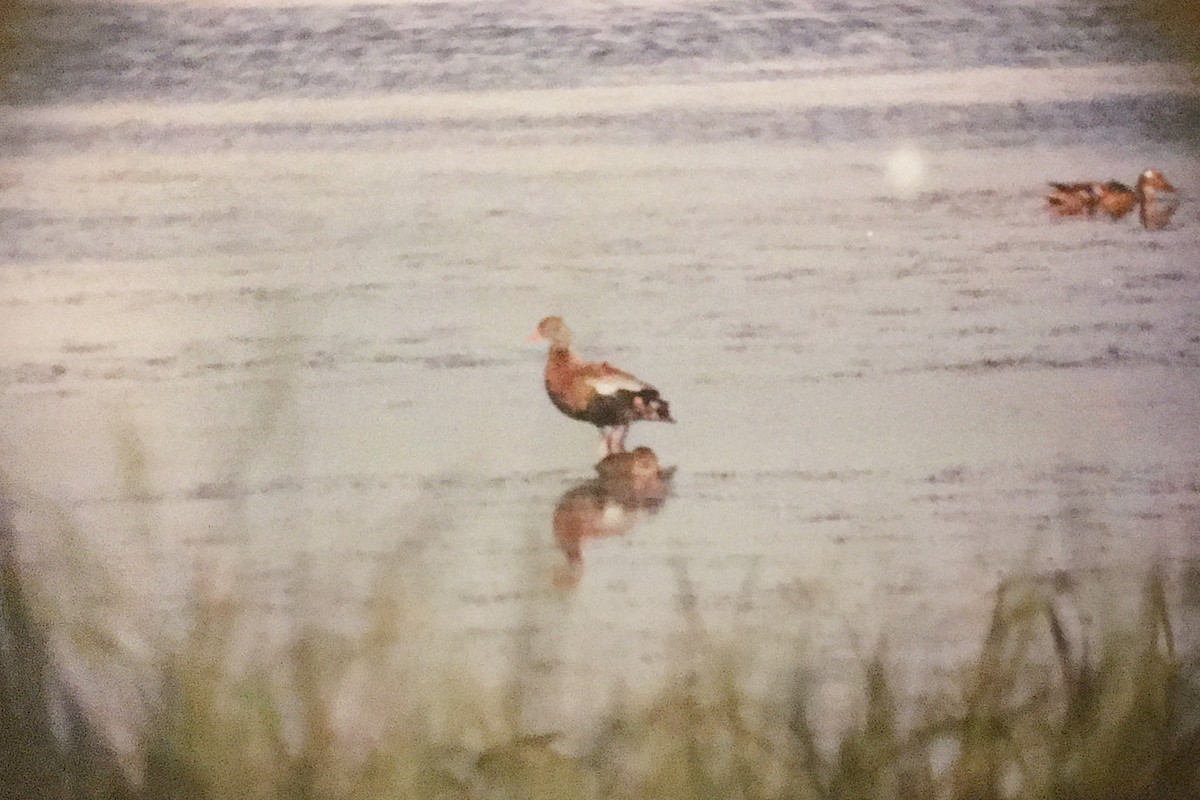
[
  {"x1": 578, "y1": 361, "x2": 674, "y2": 423},
  {"x1": 1045, "y1": 182, "x2": 1098, "y2": 215},
  {"x1": 579, "y1": 361, "x2": 654, "y2": 395},
  {"x1": 1044, "y1": 193, "x2": 1073, "y2": 209}
]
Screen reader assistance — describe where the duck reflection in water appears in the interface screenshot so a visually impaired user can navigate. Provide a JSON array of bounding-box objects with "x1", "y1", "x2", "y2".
[{"x1": 552, "y1": 447, "x2": 675, "y2": 590}]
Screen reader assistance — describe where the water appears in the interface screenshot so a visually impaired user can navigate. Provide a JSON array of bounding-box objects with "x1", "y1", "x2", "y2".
[
  {"x1": 1, "y1": 0, "x2": 1199, "y2": 740},
  {"x1": 6, "y1": 0, "x2": 1174, "y2": 104}
]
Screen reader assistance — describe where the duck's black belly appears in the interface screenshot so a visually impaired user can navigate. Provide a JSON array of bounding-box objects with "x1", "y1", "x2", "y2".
[
  {"x1": 581, "y1": 392, "x2": 643, "y2": 427},
  {"x1": 547, "y1": 384, "x2": 662, "y2": 428}
]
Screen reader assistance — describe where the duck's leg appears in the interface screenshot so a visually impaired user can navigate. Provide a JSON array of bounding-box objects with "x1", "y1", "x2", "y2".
[
  {"x1": 606, "y1": 425, "x2": 629, "y2": 454},
  {"x1": 598, "y1": 428, "x2": 614, "y2": 460},
  {"x1": 596, "y1": 426, "x2": 630, "y2": 456}
]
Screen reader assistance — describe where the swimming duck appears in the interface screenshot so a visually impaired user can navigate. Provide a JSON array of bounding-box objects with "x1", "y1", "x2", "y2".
[
  {"x1": 1136, "y1": 168, "x2": 1178, "y2": 230},
  {"x1": 1045, "y1": 180, "x2": 1134, "y2": 219},
  {"x1": 1045, "y1": 169, "x2": 1179, "y2": 229},
  {"x1": 1045, "y1": 181, "x2": 1101, "y2": 217},
  {"x1": 529, "y1": 316, "x2": 674, "y2": 456},
  {"x1": 1094, "y1": 180, "x2": 1137, "y2": 220}
]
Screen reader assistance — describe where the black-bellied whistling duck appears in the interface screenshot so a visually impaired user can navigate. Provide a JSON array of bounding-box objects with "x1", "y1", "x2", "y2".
[
  {"x1": 1137, "y1": 169, "x2": 1178, "y2": 230},
  {"x1": 528, "y1": 316, "x2": 674, "y2": 456},
  {"x1": 1094, "y1": 180, "x2": 1137, "y2": 219},
  {"x1": 1045, "y1": 181, "x2": 1101, "y2": 217},
  {"x1": 1045, "y1": 169, "x2": 1179, "y2": 229},
  {"x1": 1045, "y1": 180, "x2": 1134, "y2": 219}
]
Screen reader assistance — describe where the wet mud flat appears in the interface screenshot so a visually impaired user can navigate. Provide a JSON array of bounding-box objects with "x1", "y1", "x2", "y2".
[{"x1": 2, "y1": 74, "x2": 1200, "y2": 736}]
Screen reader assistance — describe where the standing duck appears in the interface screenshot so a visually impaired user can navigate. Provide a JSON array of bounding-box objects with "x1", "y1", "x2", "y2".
[
  {"x1": 1136, "y1": 168, "x2": 1178, "y2": 230},
  {"x1": 528, "y1": 316, "x2": 674, "y2": 456}
]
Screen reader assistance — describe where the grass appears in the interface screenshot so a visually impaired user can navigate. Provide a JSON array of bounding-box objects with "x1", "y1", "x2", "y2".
[{"x1": 1, "y1": 482, "x2": 1197, "y2": 800}]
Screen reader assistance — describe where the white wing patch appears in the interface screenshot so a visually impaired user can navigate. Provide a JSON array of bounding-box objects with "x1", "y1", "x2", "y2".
[{"x1": 588, "y1": 374, "x2": 647, "y2": 396}]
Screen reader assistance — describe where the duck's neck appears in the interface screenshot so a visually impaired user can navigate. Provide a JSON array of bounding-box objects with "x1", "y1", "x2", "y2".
[
  {"x1": 545, "y1": 343, "x2": 580, "y2": 388},
  {"x1": 547, "y1": 342, "x2": 578, "y2": 365}
]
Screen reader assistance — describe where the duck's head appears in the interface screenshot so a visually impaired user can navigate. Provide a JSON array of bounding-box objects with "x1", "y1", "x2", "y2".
[
  {"x1": 1138, "y1": 169, "x2": 1176, "y2": 193},
  {"x1": 528, "y1": 316, "x2": 572, "y2": 347}
]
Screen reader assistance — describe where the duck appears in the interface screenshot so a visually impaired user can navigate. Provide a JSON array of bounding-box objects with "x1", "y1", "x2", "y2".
[
  {"x1": 1136, "y1": 168, "x2": 1178, "y2": 231},
  {"x1": 1045, "y1": 169, "x2": 1179, "y2": 229},
  {"x1": 1094, "y1": 180, "x2": 1137, "y2": 220},
  {"x1": 1045, "y1": 181, "x2": 1101, "y2": 217},
  {"x1": 1045, "y1": 179, "x2": 1135, "y2": 219},
  {"x1": 528, "y1": 316, "x2": 674, "y2": 456}
]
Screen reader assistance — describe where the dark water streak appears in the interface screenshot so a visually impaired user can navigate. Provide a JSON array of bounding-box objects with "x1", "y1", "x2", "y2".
[
  {"x1": 5, "y1": 0, "x2": 1175, "y2": 105},
  {"x1": 3, "y1": 93, "x2": 1194, "y2": 163}
]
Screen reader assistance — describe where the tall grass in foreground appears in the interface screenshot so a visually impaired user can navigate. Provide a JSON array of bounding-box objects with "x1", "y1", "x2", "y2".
[{"x1": 2, "y1": 493, "x2": 1197, "y2": 800}]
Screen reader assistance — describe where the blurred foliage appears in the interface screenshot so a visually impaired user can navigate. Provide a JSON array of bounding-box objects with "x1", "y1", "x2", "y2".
[
  {"x1": 1121, "y1": 0, "x2": 1200, "y2": 144},
  {"x1": 1141, "y1": 1, "x2": 1200, "y2": 65},
  {"x1": 2, "y1": 498, "x2": 1197, "y2": 800},
  {"x1": 3, "y1": 436, "x2": 1199, "y2": 799},
  {"x1": 0, "y1": 0, "x2": 25, "y2": 103}
]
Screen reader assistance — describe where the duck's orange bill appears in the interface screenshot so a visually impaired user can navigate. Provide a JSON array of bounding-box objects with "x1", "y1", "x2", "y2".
[{"x1": 526, "y1": 330, "x2": 544, "y2": 343}]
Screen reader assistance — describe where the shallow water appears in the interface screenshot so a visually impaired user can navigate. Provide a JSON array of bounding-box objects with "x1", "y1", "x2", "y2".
[{"x1": 1, "y1": 0, "x2": 1199, "y2": 740}]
